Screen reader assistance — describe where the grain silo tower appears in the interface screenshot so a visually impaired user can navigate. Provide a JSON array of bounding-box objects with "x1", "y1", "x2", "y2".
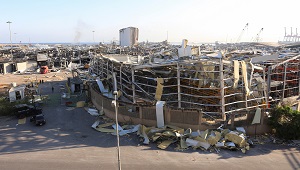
[{"x1": 119, "y1": 27, "x2": 139, "y2": 47}]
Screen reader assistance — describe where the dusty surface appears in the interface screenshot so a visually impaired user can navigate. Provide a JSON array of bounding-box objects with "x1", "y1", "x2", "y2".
[
  {"x1": 0, "y1": 70, "x2": 72, "y2": 86},
  {"x1": 0, "y1": 73, "x2": 299, "y2": 170}
]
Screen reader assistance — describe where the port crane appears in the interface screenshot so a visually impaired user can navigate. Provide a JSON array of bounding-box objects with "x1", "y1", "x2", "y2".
[
  {"x1": 253, "y1": 28, "x2": 264, "y2": 42},
  {"x1": 236, "y1": 23, "x2": 249, "y2": 43}
]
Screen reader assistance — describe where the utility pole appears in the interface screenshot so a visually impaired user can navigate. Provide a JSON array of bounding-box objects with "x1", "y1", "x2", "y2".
[{"x1": 6, "y1": 21, "x2": 13, "y2": 60}]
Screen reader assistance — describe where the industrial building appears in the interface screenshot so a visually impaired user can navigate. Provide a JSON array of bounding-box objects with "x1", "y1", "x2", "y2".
[
  {"x1": 1, "y1": 39, "x2": 300, "y2": 135},
  {"x1": 86, "y1": 40, "x2": 300, "y2": 134},
  {"x1": 119, "y1": 27, "x2": 139, "y2": 47}
]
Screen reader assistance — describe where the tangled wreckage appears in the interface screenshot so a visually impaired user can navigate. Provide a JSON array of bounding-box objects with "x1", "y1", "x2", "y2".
[
  {"x1": 88, "y1": 40, "x2": 300, "y2": 137},
  {"x1": 1, "y1": 41, "x2": 300, "y2": 133},
  {"x1": 1, "y1": 40, "x2": 300, "y2": 151}
]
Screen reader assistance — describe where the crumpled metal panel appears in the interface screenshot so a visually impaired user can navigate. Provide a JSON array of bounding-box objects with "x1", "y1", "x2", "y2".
[
  {"x1": 225, "y1": 131, "x2": 246, "y2": 147},
  {"x1": 157, "y1": 140, "x2": 173, "y2": 149}
]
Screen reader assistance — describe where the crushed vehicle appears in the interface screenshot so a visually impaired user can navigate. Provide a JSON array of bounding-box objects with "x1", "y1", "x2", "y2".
[
  {"x1": 30, "y1": 114, "x2": 46, "y2": 126},
  {"x1": 14, "y1": 104, "x2": 42, "y2": 119}
]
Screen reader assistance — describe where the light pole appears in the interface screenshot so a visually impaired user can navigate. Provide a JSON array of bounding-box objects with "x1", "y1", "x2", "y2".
[
  {"x1": 112, "y1": 72, "x2": 121, "y2": 170},
  {"x1": 92, "y1": 31, "x2": 95, "y2": 44},
  {"x1": 6, "y1": 21, "x2": 13, "y2": 60}
]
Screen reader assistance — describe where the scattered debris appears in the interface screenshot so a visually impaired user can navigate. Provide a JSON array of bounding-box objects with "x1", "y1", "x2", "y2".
[
  {"x1": 92, "y1": 121, "x2": 115, "y2": 133},
  {"x1": 17, "y1": 117, "x2": 26, "y2": 125},
  {"x1": 91, "y1": 119, "x2": 253, "y2": 153},
  {"x1": 76, "y1": 101, "x2": 85, "y2": 107},
  {"x1": 84, "y1": 107, "x2": 104, "y2": 116},
  {"x1": 66, "y1": 107, "x2": 75, "y2": 111},
  {"x1": 245, "y1": 133, "x2": 300, "y2": 148},
  {"x1": 91, "y1": 120, "x2": 140, "y2": 136},
  {"x1": 111, "y1": 124, "x2": 140, "y2": 136},
  {"x1": 289, "y1": 140, "x2": 300, "y2": 147},
  {"x1": 137, "y1": 124, "x2": 251, "y2": 153},
  {"x1": 87, "y1": 108, "x2": 100, "y2": 116}
]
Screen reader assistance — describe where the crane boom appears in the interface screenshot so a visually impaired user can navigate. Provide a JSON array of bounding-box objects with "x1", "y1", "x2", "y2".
[
  {"x1": 254, "y1": 28, "x2": 264, "y2": 42},
  {"x1": 236, "y1": 23, "x2": 249, "y2": 43}
]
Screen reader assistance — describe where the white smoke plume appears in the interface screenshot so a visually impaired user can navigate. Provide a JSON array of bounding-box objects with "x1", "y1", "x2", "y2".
[{"x1": 74, "y1": 19, "x2": 89, "y2": 43}]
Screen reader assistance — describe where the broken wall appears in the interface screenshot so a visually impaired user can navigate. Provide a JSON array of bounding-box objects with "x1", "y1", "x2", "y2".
[
  {"x1": 266, "y1": 57, "x2": 300, "y2": 107},
  {"x1": 90, "y1": 80, "x2": 271, "y2": 134},
  {"x1": 16, "y1": 61, "x2": 27, "y2": 73},
  {"x1": 90, "y1": 54, "x2": 272, "y2": 133},
  {"x1": 3, "y1": 63, "x2": 13, "y2": 74}
]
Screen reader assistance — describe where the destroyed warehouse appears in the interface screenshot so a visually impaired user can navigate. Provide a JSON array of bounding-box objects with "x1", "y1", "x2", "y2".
[{"x1": 87, "y1": 41, "x2": 300, "y2": 135}]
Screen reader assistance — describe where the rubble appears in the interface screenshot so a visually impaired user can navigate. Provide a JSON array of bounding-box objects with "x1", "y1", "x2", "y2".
[
  {"x1": 2, "y1": 40, "x2": 300, "y2": 147},
  {"x1": 111, "y1": 124, "x2": 140, "y2": 136},
  {"x1": 246, "y1": 133, "x2": 300, "y2": 148},
  {"x1": 91, "y1": 120, "x2": 140, "y2": 136},
  {"x1": 92, "y1": 118, "x2": 253, "y2": 153},
  {"x1": 17, "y1": 117, "x2": 26, "y2": 125},
  {"x1": 86, "y1": 108, "x2": 100, "y2": 116},
  {"x1": 289, "y1": 140, "x2": 300, "y2": 147},
  {"x1": 78, "y1": 40, "x2": 300, "y2": 134},
  {"x1": 76, "y1": 101, "x2": 85, "y2": 107},
  {"x1": 66, "y1": 107, "x2": 75, "y2": 111}
]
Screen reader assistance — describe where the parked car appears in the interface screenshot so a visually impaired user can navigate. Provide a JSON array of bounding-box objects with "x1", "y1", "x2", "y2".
[
  {"x1": 30, "y1": 114, "x2": 46, "y2": 126},
  {"x1": 14, "y1": 104, "x2": 42, "y2": 119}
]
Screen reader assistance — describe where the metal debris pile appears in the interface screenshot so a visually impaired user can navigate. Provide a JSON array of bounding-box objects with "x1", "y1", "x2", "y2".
[
  {"x1": 92, "y1": 120, "x2": 140, "y2": 136},
  {"x1": 91, "y1": 118, "x2": 251, "y2": 153},
  {"x1": 137, "y1": 125, "x2": 250, "y2": 153}
]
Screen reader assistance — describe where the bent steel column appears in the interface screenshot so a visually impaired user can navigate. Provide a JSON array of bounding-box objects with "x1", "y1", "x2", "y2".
[
  {"x1": 131, "y1": 67, "x2": 136, "y2": 104},
  {"x1": 267, "y1": 66, "x2": 272, "y2": 102},
  {"x1": 263, "y1": 67, "x2": 268, "y2": 107},
  {"x1": 120, "y1": 64, "x2": 123, "y2": 92},
  {"x1": 282, "y1": 63, "x2": 287, "y2": 101},
  {"x1": 177, "y1": 62, "x2": 181, "y2": 108},
  {"x1": 220, "y1": 58, "x2": 225, "y2": 120}
]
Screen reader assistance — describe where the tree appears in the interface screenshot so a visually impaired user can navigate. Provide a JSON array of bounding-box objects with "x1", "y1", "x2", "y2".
[{"x1": 268, "y1": 106, "x2": 300, "y2": 140}]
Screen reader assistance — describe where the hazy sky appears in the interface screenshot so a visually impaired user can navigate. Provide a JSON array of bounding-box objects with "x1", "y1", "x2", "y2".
[{"x1": 0, "y1": 0, "x2": 299, "y2": 43}]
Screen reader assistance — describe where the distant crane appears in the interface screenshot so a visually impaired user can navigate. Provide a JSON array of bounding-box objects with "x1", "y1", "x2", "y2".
[
  {"x1": 282, "y1": 27, "x2": 300, "y2": 42},
  {"x1": 283, "y1": 27, "x2": 290, "y2": 41},
  {"x1": 294, "y1": 28, "x2": 297, "y2": 41},
  {"x1": 236, "y1": 23, "x2": 249, "y2": 43},
  {"x1": 253, "y1": 28, "x2": 264, "y2": 42}
]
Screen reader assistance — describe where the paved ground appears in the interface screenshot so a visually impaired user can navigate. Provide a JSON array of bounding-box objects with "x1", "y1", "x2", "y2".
[{"x1": 0, "y1": 75, "x2": 299, "y2": 170}]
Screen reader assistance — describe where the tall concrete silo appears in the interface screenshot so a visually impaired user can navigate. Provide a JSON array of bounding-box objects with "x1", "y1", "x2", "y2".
[{"x1": 119, "y1": 27, "x2": 139, "y2": 47}]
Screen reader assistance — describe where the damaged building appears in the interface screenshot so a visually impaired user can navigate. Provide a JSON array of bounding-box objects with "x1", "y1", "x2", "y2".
[
  {"x1": 87, "y1": 41, "x2": 300, "y2": 135},
  {"x1": 1, "y1": 39, "x2": 300, "y2": 135}
]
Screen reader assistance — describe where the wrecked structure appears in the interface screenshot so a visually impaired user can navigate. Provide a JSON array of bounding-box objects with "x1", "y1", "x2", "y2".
[
  {"x1": 1, "y1": 40, "x2": 300, "y2": 135},
  {"x1": 88, "y1": 41, "x2": 300, "y2": 134}
]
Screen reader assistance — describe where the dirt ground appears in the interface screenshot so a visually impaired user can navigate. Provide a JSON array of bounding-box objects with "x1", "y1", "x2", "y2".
[
  {"x1": 0, "y1": 69, "x2": 73, "y2": 98},
  {"x1": 0, "y1": 70, "x2": 72, "y2": 86}
]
